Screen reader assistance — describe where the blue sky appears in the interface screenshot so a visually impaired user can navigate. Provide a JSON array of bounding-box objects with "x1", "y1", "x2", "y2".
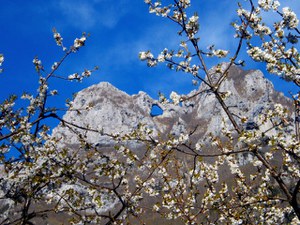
[{"x1": 0, "y1": 0, "x2": 299, "y2": 116}]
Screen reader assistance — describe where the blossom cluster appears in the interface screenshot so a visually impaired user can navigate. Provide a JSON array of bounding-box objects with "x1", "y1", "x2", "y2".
[
  {"x1": 74, "y1": 36, "x2": 86, "y2": 49},
  {"x1": 170, "y1": 91, "x2": 181, "y2": 105},
  {"x1": 1, "y1": 0, "x2": 300, "y2": 224},
  {"x1": 32, "y1": 57, "x2": 44, "y2": 72},
  {"x1": 0, "y1": 54, "x2": 3, "y2": 66},
  {"x1": 258, "y1": 0, "x2": 280, "y2": 11},
  {"x1": 0, "y1": 54, "x2": 4, "y2": 73},
  {"x1": 53, "y1": 28, "x2": 64, "y2": 47},
  {"x1": 235, "y1": 1, "x2": 300, "y2": 86},
  {"x1": 68, "y1": 69, "x2": 92, "y2": 81},
  {"x1": 282, "y1": 7, "x2": 299, "y2": 29}
]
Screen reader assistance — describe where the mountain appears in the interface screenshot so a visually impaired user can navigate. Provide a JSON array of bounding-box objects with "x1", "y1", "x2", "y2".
[
  {"x1": 53, "y1": 63, "x2": 292, "y2": 144},
  {"x1": 1, "y1": 63, "x2": 295, "y2": 224},
  {"x1": 49, "y1": 63, "x2": 294, "y2": 224}
]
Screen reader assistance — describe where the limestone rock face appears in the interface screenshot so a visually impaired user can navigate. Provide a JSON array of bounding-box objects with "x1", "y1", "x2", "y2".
[
  {"x1": 53, "y1": 82, "x2": 159, "y2": 144},
  {"x1": 54, "y1": 64, "x2": 292, "y2": 146},
  {"x1": 193, "y1": 64, "x2": 291, "y2": 135}
]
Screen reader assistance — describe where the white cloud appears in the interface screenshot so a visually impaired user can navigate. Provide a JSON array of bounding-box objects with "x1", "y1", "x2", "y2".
[
  {"x1": 58, "y1": 0, "x2": 98, "y2": 29},
  {"x1": 57, "y1": 0, "x2": 133, "y2": 29},
  {"x1": 197, "y1": 1, "x2": 237, "y2": 49}
]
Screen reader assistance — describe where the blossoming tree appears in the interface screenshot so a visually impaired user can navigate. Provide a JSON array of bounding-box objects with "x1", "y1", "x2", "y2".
[{"x1": 1, "y1": 0, "x2": 300, "y2": 224}]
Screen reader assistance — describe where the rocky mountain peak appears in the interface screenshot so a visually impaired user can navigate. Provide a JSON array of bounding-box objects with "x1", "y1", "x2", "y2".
[{"x1": 53, "y1": 64, "x2": 292, "y2": 145}]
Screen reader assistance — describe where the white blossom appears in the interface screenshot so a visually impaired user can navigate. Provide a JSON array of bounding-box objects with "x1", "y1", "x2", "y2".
[
  {"x1": 74, "y1": 36, "x2": 86, "y2": 49},
  {"x1": 53, "y1": 31, "x2": 63, "y2": 46},
  {"x1": 282, "y1": 7, "x2": 299, "y2": 29},
  {"x1": 170, "y1": 91, "x2": 181, "y2": 105},
  {"x1": 0, "y1": 54, "x2": 4, "y2": 66}
]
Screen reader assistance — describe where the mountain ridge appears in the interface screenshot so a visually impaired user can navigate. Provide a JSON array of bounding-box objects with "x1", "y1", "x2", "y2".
[{"x1": 53, "y1": 63, "x2": 293, "y2": 146}]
